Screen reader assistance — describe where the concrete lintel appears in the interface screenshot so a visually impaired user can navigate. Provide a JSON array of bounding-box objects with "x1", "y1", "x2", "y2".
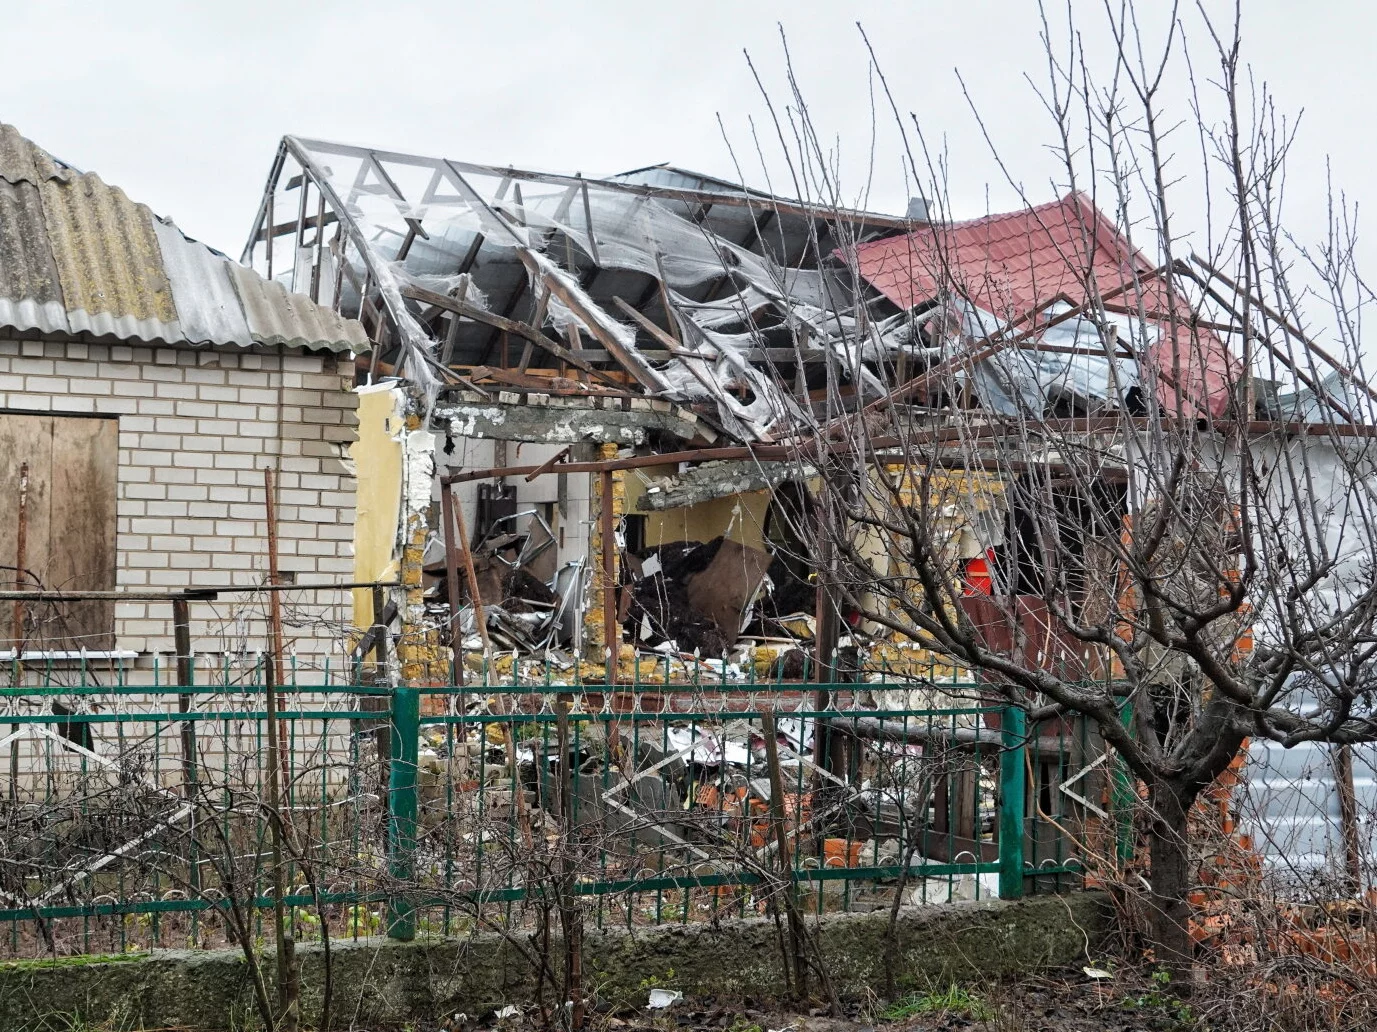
[
  {"x1": 434, "y1": 396, "x2": 703, "y2": 446},
  {"x1": 637, "y1": 459, "x2": 814, "y2": 511}
]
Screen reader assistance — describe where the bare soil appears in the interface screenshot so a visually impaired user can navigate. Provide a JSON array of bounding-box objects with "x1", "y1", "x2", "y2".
[{"x1": 438, "y1": 967, "x2": 1258, "y2": 1032}]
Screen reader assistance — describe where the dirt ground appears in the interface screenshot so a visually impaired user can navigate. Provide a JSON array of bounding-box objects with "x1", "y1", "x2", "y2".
[{"x1": 440, "y1": 966, "x2": 1305, "y2": 1032}]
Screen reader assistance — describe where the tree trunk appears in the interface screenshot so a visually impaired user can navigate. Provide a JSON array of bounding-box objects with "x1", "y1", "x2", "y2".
[{"x1": 1147, "y1": 778, "x2": 1194, "y2": 979}]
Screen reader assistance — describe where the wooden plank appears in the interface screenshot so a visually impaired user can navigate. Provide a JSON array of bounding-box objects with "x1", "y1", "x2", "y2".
[
  {"x1": 47, "y1": 416, "x2": 118, "y2": 648},
  {"x1": 0, "y1": 414, "x2": 117, "y2": 649},
  {"x1": 398, "y1": 283, "x2": 622, "y2": 389},
  {"x1": 0, "y1": 414, "x2": 52, "y2": 649},
  {"x1": 519, "y1": 252, "x2": 667, "y2": 393}
]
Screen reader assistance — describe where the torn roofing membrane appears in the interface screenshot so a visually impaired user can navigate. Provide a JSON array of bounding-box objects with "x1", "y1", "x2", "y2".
[
  {"x1": 269, "y1": 140, "x2": 912, "y2": 439},
  {"x1": 851, "y1": 192, "x2": 1236, "y2": 418},
  {"x1": 271, "y1": 140, "x2": 1244, "y2": 437}
]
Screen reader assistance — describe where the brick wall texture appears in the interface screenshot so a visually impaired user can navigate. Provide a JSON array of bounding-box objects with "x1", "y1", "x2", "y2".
[{"x1": 0, "y1": 338, "x2": 358, "y2": 661}]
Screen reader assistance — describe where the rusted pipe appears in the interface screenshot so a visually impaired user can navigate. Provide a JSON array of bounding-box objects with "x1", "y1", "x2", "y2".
[{"x1": 600, "y1": 469, "x2": 618, "y2": 686}]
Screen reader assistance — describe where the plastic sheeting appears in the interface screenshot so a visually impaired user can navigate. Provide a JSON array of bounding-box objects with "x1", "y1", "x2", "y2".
[
  {"x1": 975, "y1": 302, "x2": 1146, "y2": 416},
  {"x1": 918, "y1": 297, "x2": 1147, "y2": 417}
]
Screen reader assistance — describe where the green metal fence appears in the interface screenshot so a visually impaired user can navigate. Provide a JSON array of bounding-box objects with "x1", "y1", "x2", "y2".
[{"x1": 0, "y1": 657, "x2": 1103, "y2": 958}]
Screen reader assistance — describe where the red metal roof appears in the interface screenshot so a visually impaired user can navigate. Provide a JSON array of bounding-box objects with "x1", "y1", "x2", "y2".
[{"x1": 852, "y1": 192, "x2": 1236, "y2": 416}]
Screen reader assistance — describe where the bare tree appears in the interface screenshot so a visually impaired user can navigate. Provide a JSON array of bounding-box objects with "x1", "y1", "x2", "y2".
[{"x1": 741, "y1": 2, "x2": 1377, "y2": 971}]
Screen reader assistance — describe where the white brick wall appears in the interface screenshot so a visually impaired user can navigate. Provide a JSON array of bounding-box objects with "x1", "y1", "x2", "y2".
[{"x1": 0, "y1": 338, "x2": 358, "y2": 661}]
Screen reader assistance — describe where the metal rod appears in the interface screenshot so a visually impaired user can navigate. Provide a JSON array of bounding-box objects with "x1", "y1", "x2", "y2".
[
  {"x1": 265, "y1": 166, "x2": 275, "y2": 282},
  {"x1": 440, "y1": 483, "x2": 466, "y2": 690},
  {"x1": 173, "y1": 597, "x2": 198, "y2": 809},
  {"x1": 0, "y1": 580, "x2": 400, "y2": 602},
  {"x1": 11, "y1": 462, "x2": 27, "y2": 649},
  {"x1": 450, "y1": 487, "x2": 492, "y2": 659},
  {"x1": 600, "y1": 469, "x2": 618, "y2": 686},
  {"x1": 441, "y1": 414, "x2": 1377, "y2": 487},
  {"x1": 9, "y1": 462, "x2": 26, "y2": 799},
  {"x1": 261, "y1": 465, "x2": 300, "y2": 1031},
  {"x1": 263, "y1": 468, "x2": 291, "y2": 786},
  {"x1": 1173, "y1": 261, "x2": 1357, "y2": 423},
  {"x1": 1192, "y1": 254, "x2": 1377, "y2": 409}
]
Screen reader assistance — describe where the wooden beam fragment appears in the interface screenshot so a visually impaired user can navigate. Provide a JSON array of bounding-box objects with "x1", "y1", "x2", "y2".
[
  {"x1": 400, "y1": 283, "x2": 621, "y2": 389},
  {"x1": 519, "y1": 251, "x2": 668, "y2": 393}
]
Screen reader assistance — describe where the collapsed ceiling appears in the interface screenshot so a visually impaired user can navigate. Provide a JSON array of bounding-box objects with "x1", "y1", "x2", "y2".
[
  {"x1": 243, "y1": 140, "x2": 1366, "y2": 445},
  {"x1": 243, "y1": 140, "x2": 916, "y2": 443}
]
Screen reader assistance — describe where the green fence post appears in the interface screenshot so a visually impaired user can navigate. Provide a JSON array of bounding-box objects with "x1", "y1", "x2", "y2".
[
  {"x1": 998, "y1": 705, "x2": 1027, "y2": 899},
  {"x1": 1112, "y1": 698, "x2": 1136, "y2": 867},
  {"x1": 387, "y1": 685, "x2": 420, "y2": 940}
]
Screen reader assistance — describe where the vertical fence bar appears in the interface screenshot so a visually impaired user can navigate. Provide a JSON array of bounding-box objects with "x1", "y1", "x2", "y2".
[
  {"x1": 998, "y1": 706, "x2": 1027, "y2": 900},
  {"x1": 1112, "y1": 700, "x2": 1136, "y2": 867},
  {"x1": 387, "y1": 685, "x2": 420, "y2": 940},
  {"x1": 173, "y1": 598, "x2": 199, "y2": 802}
]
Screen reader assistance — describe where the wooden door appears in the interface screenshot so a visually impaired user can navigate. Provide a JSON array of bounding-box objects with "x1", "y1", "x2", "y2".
[{"x1": 0, "y1": 413, "x2": 118, "y2": 650}]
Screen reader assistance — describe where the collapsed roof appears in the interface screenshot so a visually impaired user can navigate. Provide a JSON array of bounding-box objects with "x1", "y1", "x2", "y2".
[
  {"x1": 0, "y1": 124, "x2": 366, "y2": 352},
  {"x1": 244, "y1": 140, "x2": 1296, "y2": 443},
  {"x1": 243, "y1": 138, "x2": 915, "y2": 442}
]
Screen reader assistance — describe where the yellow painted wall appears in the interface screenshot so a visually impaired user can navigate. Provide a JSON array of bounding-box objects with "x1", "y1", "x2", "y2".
[
  {"x1": 350, "y1": 387, "x2": 404, "y2": 627},
  {"x1": 621, "y1": 465, "x2": 770, "y2": 551}
]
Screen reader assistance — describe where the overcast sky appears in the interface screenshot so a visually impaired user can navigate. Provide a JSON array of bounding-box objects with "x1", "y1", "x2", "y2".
[{"x1": 6, "y1": 1, "x2": 1372, "y2": 276}]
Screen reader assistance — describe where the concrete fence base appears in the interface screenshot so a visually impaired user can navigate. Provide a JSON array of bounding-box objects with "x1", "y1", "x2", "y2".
[{"x1": 0, "y1": 893, "x2": 1111, "y2": 1030}]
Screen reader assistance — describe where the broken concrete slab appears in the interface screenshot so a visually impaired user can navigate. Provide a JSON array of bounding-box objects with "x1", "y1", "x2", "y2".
[
  {"x1": 636, "y1": 459, "x2": 815, "y2": 512},
  {"x1": 435, "y1": 392, "x2": 706, "y2": 445}
]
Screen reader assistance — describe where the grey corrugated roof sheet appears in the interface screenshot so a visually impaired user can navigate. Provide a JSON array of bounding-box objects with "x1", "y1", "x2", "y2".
[
  {"x1": 153, "y1": 219, "x2": 253, "y2": 347},
  {"x1": 0, "y1": 123, "x2": 367, "y2": 353},
  {"x1": 0, "y1": 178, "x2": 67, "y2": 335}
]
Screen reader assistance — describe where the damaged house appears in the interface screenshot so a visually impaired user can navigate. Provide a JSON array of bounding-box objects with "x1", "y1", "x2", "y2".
[
  {"x1": 0, "y1": 123, "x2": 368, "y2": 673},
  {"x1": 244, "y1": 138, "x2": 1259, "y2": 688},
  {"x1": 242, "y1": 139, "x2": 925, "y2": 680},
  {"x1": 6, "y1": 124, "x2": 1368, "y2": 939}
]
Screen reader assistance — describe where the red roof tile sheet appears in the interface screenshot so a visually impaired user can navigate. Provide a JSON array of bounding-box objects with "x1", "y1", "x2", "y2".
[{"x1": 852, "y1": 192, "x2": 1237, "y2": 416}]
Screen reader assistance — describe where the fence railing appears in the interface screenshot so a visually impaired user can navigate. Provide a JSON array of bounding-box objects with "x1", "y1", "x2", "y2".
[{"x1": 0, "y1": 662, "x2": 1104, "y2": 958}]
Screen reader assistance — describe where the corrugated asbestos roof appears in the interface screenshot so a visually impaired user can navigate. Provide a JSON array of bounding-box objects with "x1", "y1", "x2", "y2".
[
  {"x1": 0, "y1": 123, "x2": 367, "y2": 352},
  {"x1": 152, "y1": 219, "x2": 253, "y2": 346}
]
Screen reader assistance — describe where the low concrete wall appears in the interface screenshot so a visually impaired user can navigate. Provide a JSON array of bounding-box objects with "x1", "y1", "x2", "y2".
[{"x1": 0, "y1": 894, "x2": 1110, "y2": 1030}]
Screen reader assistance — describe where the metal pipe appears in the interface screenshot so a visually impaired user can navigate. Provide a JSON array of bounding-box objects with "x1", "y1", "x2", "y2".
[
  {"x1": 261, "y1": 465, "x2": 300, "y2": 1030},
  {"x1": 600, "y1": 469, "x2": 618, "y2": 686},
  {"x1": 0, "y1": 580, "x2": 400, "y2": 602},
  {"x1": 440, "y1": 483, "x2": 465, "y2": 691}
]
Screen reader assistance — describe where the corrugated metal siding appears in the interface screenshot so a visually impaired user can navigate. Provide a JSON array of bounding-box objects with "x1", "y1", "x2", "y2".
[
  {"x1": 228, "y1": 261, "x2": 369, "y2": 351},
  {"x1": 0, "y1": 179, "x2": 68, "y2": 334},
  {"x1": 1240, "y1": 739, "x2": 1377, "y2": 881},
  {"x1": 152, "y1": 219, "x2": 252, "y2": 346}
]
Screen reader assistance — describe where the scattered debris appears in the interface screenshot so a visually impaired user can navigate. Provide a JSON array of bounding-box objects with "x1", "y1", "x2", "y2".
[
  {"x1": 624, "y1": 536, "x2": 774, "y2": 657},
  {"x1": 647, "y1": 988, "x2": 683, "y2": 1010}
]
